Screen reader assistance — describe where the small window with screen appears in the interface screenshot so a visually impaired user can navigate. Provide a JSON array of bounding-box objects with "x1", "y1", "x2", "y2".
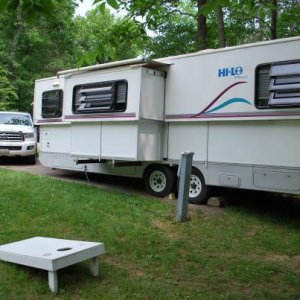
[
  {"x1": 255, "y1": 61, "x2": 300, "y2": 109},
  {"x1": 73, "y1": 80, "x2": 127, "y2": 114},
  {"x1": 42, "y1": 90, "x2": 63, "y2": 118}
]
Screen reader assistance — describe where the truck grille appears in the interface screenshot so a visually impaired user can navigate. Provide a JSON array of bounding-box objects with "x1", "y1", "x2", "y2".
[
  {"x1": 0, "y1": 146, "x2": 22, "y2": 150},
  {"x1": 0, "y1": 131, "x2": 24, "y2": 142}
]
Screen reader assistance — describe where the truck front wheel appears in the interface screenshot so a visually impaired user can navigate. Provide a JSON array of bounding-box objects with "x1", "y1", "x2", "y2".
[
  {"x1": 26, "y1": 154, "x2": 37, "y2": 165},
  {"x1": 144, "y1": 165, "x2": 176, "y2": 198}
]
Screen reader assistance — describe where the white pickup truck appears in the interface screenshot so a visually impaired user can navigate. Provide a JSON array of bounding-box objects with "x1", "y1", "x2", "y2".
[{"x1": 0, "y1": 111, "x2": 37, "y2": 164}]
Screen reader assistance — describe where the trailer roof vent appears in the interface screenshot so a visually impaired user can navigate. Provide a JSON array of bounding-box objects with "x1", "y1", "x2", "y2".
[
  {"x1": 73, "y1": 80, "x2": 127, "y2": 114},
  {"x1": 268, "y1": 62, "x2": 300, "y2": 106},
  {"x1": 42, "y1": 89, "x2": 63, "y2": 118}
]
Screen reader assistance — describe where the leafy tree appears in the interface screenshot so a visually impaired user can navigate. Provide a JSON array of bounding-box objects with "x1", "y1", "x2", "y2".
[
  {"x1": 0, "y1": 0, "x2": 65, "y2": 21},
  {"x1": 145, "y1": 13, "x2": 199, "y2": 58},
  {"x1": 0, "y1": 0, "x2": 78, "y2": 112},
  {"x1": 143, "y1": 0, "x2": 299, "y2": 56},
  {"x1": 115, "y1": 0, "x2": 299, "y2": 51},
  {"x1": 115, "y1": 0, "x2": 209, "y2": 49},
  {"x1": 0, "y1": 67, "x2": 18, "y2": 110},
  {"x1": 0, "y1": 0, "x2": 147, "y2": 112},
  {"x1": 277, "y1": 0, "x2": 300, "y2": 38},
  {"x1": 73, "y1": 7, "x2": 147, "y2": 66}
]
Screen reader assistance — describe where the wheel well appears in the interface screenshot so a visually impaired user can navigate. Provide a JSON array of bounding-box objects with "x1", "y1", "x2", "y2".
[{"x1": 143, "y1": 163, "x2": 176, "y2": 177}]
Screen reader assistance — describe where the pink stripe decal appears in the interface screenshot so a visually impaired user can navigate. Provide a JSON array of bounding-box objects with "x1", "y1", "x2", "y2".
[
  {"x1": 37, "y1": 113, "x2": 136, "y2": 123},
  {"x1": 36, "y1": 119, "x2": 62, "y2": 123},
  {"x1": 65, "y1": 113, "x2": 136, "y2": 120}
]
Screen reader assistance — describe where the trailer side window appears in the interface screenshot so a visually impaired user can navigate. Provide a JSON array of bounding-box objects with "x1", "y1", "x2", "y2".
[
  {"x1": 42, "y1": 89, "x2": 63, "y2": 118},
  {"x1": 73, "y1": 80, "x2": 127, "y2": 114},
  {"x1": 255, "y1": 61, "x2": 300, "y2": 109}
]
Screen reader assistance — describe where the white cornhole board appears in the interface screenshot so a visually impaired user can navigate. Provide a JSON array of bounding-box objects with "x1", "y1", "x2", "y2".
[{"x1": 0, "y1": 237, "x2": 105, "y2": 293}]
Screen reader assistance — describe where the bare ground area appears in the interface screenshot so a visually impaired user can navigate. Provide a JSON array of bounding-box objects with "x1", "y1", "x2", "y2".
[
  {"x1": 1, "y1": 157, "x2": 300, "y2": 219},
  {"x1": 0, "y1": 157, "x2": 222, "y2": 215}
]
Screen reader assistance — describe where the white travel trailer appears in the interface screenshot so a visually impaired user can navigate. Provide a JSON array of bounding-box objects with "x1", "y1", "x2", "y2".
[{"x1": 34, "y1": 37, "x2": 300, "y2": 203}]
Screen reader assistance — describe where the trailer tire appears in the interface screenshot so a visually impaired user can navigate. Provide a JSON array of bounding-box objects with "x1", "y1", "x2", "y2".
[
  {"x1": 144, "y1": 165, "x2": 176, "y2": 198},
  {"x1": 187, "y1": 168, "x2": 209, "y2": 204},
  {"x1": 26, "y1": 154, "x2": 37, "y2": 165}
]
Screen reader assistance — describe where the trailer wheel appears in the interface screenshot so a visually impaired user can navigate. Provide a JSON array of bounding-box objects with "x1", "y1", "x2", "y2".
[
  {"x1": 144, "y1": 165, "x2": 176, "y2": 198},
  {"x1": 26, "y1": 154, "x2": 37, "y2": 165},
  {"x1": 187, "y1": 168, "x2": 209, "y2": 204}
]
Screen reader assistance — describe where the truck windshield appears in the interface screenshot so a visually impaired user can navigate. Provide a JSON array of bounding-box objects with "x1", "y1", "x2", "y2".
[{"x1": 0, "y1": 113, "x2": 32, "y2": 126}]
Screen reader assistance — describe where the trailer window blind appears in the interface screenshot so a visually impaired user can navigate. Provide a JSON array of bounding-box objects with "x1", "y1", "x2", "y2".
[
  {"x1": 268, "y1": 63, "x2": 300, "y2": 106},
  {"x1": 73, "y1": 80, "x2": 127, "y2": 114},
  {"x1": 255, "y1": 65, "x2": 271, "y2": 108},
  {"x1": 256, "y1": 61, "x2": 300, "y2": 109},
  {"x1": 42, "y1": 90, "x2": 63, "y2": 118}
]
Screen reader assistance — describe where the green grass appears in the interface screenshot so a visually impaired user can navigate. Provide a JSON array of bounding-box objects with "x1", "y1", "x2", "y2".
[{"x1": 0, "y1": 168, "x2": 299, "y2": 300}]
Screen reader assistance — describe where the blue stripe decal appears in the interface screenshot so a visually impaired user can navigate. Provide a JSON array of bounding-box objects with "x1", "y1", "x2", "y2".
[{"x1": 204, "y1": 98, "x2": 251, "y2": 114}]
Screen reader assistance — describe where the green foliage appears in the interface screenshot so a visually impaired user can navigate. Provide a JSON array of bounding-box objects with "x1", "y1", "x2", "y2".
[
  {"x1": 74, "y1": 7, "x2": 147, "y2": 66},
  {"x1": 146, "y1": 14, "x2": 199, "y2": 58},
  {"x1": 277, "y1": 0, "x2": 300, "y2": 38},
  {"x1": 0, "y1": 0, "x2": 78, "y2": 112},
  {"x1": 119, "y1": 0, "x2": 183, "y2": 30},
  {"x1": 0, "y1": 0, "x2": 64, "y2": 21},
  {"x1": 0, "y1": 67, "x2": 18, "y2": 110},
  {"x1": 94, "y1": 0, "x2": 119, "y2": 10},
  {"x1": 0, "y1": 0, "x2": 147, "y2": 112},
  {"x1": 143, "y1": 0, "x2": 300, "y2": 56}
]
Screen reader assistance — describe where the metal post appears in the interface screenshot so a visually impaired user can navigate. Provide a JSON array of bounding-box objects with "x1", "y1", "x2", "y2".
[{"x1": 176, "y1": 151, "x2": 194, "y2": 222}]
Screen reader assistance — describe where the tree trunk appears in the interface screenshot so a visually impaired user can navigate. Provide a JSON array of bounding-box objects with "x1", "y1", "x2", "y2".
[
  {"x1": 11, "y1": 5, "x2": 23, "y2": 55},
  {"x1": 197, "y1": 0, "x2": 207, "y2": 50},
  {"x1": 216, "y1": 5, "x2": 226, "y2": 47},
  {"x1": 270, "y1": 0, "x2": 277, "y2": 39}
]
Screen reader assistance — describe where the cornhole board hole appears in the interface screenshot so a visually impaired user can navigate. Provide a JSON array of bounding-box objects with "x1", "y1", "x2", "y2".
[{"x1": 0, "y1": 237, "x2": 105, "y2": 293}]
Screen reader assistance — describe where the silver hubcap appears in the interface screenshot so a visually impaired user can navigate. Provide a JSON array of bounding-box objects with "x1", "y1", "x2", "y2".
[
  {"x1": 189, "y1": 174, "x2": 202, "y2": 198},
  {"x1": 149, "y1": 170, "x2": 167, "y2": 193}
]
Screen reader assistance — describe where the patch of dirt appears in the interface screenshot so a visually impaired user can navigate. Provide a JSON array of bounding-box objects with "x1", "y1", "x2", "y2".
[
  {"x1": 229, "y1": 281, "x2": 252, "y2": 296},
  {"x1": 262, "y1": 254, "x2": 300, "y2": 268},
  {"x1": 245, "y1": 225, "x2": 260, "y2": 238},
  {"x1": 105, "y1": 255, "x2": 145, "y2": 278},
  {"x1": 151, "y1": 219, "x2": 181, "y2": 239},
  {"x1": 204, "y1": 252, "x2": 300, "y2": 269},
  {"x1": 164, "y1": 198, "x2": 225, "y2": 216},
  {"x1": 225, "y1": 253, "x2": 300, "y2": 269}
]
